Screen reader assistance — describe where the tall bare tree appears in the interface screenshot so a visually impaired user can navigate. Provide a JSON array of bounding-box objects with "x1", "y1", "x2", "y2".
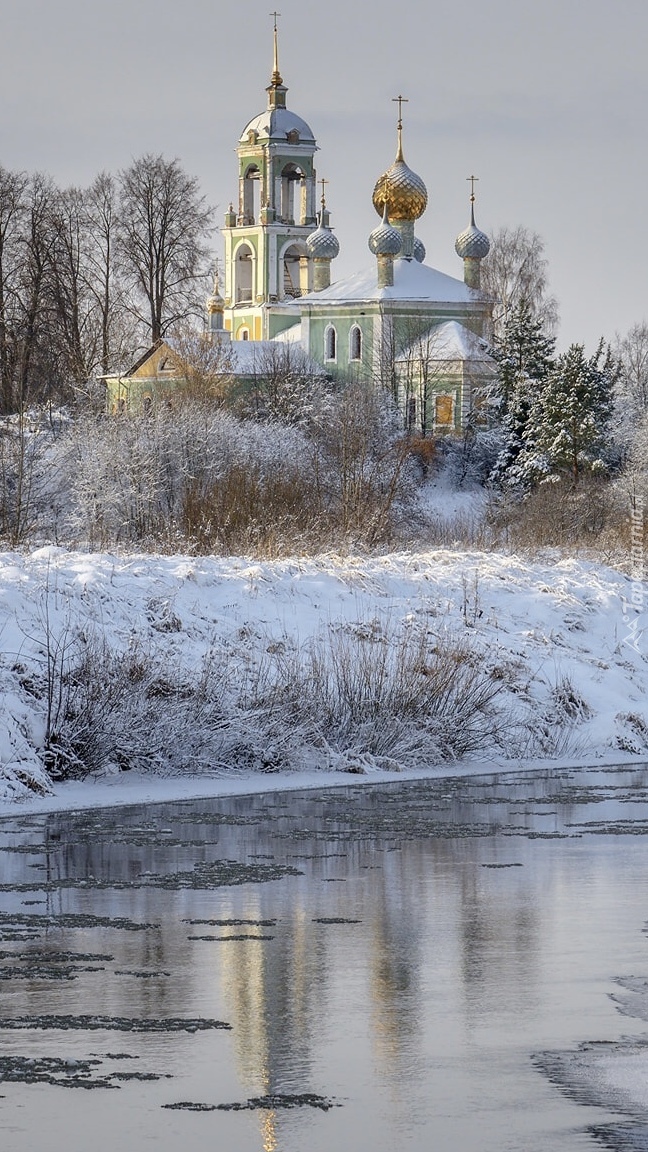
[
  {"x1": 615, "y1": 322, "x2": 648, "y2": 421},
  {"x1": 15, "y1": 173, "x2": 56, "y2": 409},
  {"x1": 85, "y1": 172, "x2": 138, "y2": 378},
  {"x1": 0, "y1": 167, "x2": 29, "y2": 413},
  {"x1": 48, "y1": 185, "x2": 98, "y2": 389},
  {"x1": 117, "y1": 155, "x2": 213, "y2": 344},
  {"x1": 480, "y1": 225, "x2": 559, "y2": 339}
]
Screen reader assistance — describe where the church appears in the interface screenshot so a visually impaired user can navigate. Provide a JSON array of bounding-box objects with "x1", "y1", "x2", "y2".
[{"x1": 107, "y1": 24, "x2": 497, "y2": 434}]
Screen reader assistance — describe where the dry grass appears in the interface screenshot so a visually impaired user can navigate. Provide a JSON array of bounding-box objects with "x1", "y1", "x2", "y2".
[{"x1": 39, "y1": 621, "x2": 512, "y2": 779}]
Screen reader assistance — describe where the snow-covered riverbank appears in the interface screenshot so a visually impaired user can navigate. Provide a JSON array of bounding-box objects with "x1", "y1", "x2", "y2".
[{"x1": 1, "y1": 546, "x2": 646, "y2": 808}]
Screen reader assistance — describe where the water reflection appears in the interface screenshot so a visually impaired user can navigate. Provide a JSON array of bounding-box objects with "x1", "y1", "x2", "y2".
[{"x1": 1, "y1": 767, "x2": 648, "y2": 1151}]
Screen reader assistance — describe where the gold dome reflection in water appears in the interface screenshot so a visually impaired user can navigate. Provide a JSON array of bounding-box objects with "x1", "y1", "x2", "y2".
[{"x1": 262, "y1": 1109, "x2": 278, "y2": 1152}]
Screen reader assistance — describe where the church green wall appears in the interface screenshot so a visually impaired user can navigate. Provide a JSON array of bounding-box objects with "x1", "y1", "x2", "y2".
[
  {"x1": 268, "y1": 314, "x2": 302, "y2": 339},
  {"x1": 305, "y1": 310, "x2": 375, "y2": 381},
  {"x1": 105, "y1": 373, "x2": 186, "y2": 414}
]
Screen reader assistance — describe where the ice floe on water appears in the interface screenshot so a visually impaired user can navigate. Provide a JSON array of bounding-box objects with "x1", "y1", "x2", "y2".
[{"x1": 536, "y1": 975, "x2": 648, "y2": 1149}]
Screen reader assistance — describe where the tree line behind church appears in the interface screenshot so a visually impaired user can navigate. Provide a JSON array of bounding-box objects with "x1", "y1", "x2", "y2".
[{"x1": 0, "y1": 153, "x2": 647, "y2": 559}]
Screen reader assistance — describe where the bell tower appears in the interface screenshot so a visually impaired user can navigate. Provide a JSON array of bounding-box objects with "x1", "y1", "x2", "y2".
[{"x1": 222, "y1": 15, "x2": 319, "y2": 341}]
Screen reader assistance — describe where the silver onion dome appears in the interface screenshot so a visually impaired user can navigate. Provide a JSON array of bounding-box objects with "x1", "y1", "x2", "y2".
[
  {"x1": 306, "y1": 220, "x2": 340, "y2": 261},
  {"x1": 413, "y1": 236, "x2": 426, "y2": 263},
  {"x1": 455, "y1": 204, "x2": 490, "y2": 259},
  {"x1": 369, "y1": 202, "x2": 403, "y2": 257},
  {"x1": 206, "y1": 268, "x2": 225, "y2": 314}
]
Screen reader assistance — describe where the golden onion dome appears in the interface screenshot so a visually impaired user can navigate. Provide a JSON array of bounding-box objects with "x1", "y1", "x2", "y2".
[{"x1": 372, "y1": 123, "x2": 427, "y2": 222}]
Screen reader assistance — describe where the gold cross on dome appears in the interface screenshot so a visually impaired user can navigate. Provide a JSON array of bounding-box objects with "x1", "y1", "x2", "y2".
[
  {"x1": 319, "y1": 177, "x2": 329, "y2": 207},
  {"x1": 467, "y1": 174, "x2": 479, "y2": 202},
  {"x1": 270, "y1": 10, "x2": 281, "y2": 30}
]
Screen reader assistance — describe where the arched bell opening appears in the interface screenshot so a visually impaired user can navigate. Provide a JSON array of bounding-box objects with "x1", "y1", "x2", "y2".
[
  {"x1": 234, "y1": 243, "x2": 255, "y2": 304},
  {"x1": 280, "y1": 163, "x2": 306, "y2": 225},
  {"x1": 281, "y1": 241, "x2": 309, "y2": 299},
  {"x1": 241, "y1": 165, "x2": 261, "y2": 225}
]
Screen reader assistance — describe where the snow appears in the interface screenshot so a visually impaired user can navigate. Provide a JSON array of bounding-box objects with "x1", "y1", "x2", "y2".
[
  {"x1": 398, "y1": 319, "x2": 494, "y2": 363},
  {"x1": 300, "y1": 256, "x2": 478, "y2": 305},
  {"x1": 1, "y1": 546, "x2": 647, "y2": 812},
  {"x1": 272, "y1": 322, "x2": 303, "y2": 344},
  {"x1": 166, "y1": 335, "x2": 323, "y2": 376},
  {"x1": 239, "y1": 107, "x2": 316, "y2": 144}
]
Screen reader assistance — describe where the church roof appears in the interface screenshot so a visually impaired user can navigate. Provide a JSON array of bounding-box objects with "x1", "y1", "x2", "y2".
[
  {"x1": 397, "y1": 320, "x2": 494, "y2": 364},
  {"x1": 105, "y1": 335, "x2": 324, "y2": 382},
  {"x1": 299, "y1": 257, "x2": 481, "y2": 306},
  {"x1": 239, "y1": 107, "x2": 316, "y2": 145},
  {"x1": 217, "y1": 338, "x2": 325, "y2": 376}
]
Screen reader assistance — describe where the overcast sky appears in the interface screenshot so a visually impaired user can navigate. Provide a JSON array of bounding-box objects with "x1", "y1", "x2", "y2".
[{"x1": 0, "y1": 0, "x2": 646, "y2": 348}]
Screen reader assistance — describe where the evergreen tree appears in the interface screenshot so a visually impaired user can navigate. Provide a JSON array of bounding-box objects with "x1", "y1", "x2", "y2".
[
  {"x1": 517, "y1": 340, "x2": 619, "y2": 487},
  {"x1": 493, "y1": 303, "x2": 555, "y2": 412},
  {"x1": 489, "y1": 303, "x2": 555, "y2": 488}
]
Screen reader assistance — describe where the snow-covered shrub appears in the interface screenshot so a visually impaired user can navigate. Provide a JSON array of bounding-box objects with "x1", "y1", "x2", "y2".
[
  {"x1": 240, "y1": 622, "x2": 507, "y2": 765},
  {"x1": 615, "y1": 712, "x2": 648, "y2": 755},
  {"x1": 307, "y1": 381, "x2": 418, "y2": 545},
  {"x1": 0, "y1": 413, "x2": 67, "y2": 545},
  {"x1": 37, "y1": 618, "x2": 508, "y2": 780},
  {"x1": 439, "y1": 424, "x2": 503, "y2": 489},
  {"x1": 487, "y1": 476, "x2": 617, "y2": 553},
  {"x1": 42, "y1": 638, "x2": 253, "y2": 778},
  {"x1": 60, "y1": 386, "x2": 417, "y2": 554}
]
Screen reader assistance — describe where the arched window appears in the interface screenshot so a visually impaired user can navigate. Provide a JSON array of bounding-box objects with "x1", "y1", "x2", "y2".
[
  {"x1": 325, "y1": 325, "x2": 337, "y2": 361},
  {"x1": 237, "y1": 327, "x2": 250, "y2": 341},
  {"x1": 142, "y1": 395, "x2": 152, "y2": 414},
  {"x1": 349, "y1": 325, "x2": 362, "y2": 361}
]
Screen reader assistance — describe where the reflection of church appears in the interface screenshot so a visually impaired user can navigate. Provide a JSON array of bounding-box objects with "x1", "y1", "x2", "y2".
[{"x1": 211, "y1": 21, "x2": 497, "y2": 432}]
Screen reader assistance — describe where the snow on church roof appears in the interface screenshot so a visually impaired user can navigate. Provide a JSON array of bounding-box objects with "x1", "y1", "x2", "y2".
[
  {"x1": 240, "y1": 107, "x2": 316, "y2": 145},
  {"x1": 299, "y1": 256, "x2": 480, "y2": 306},
  {"x1": 222, "y1": 338, "x2": 325, "y2": 376},
  {"x1": 397, "y1": 320, "x2": 495, "y2": 364}
]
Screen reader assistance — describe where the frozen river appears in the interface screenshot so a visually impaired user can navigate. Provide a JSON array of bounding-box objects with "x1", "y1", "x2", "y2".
[{"x1": 1, "y1": 766, "x2": 648, "y2": 1151}]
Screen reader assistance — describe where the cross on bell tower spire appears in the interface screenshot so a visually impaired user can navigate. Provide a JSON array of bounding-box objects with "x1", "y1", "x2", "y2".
[{"x1": 270, "y1": 11, "x2": 283, "y2": 86}]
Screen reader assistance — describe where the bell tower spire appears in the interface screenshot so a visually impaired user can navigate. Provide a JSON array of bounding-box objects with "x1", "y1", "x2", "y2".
[
  {"x1": 270, "y1": 11, "x2": 282, "y2": 86},
  {"x1": 267, "y1": 12, "x2": 287, "y2": 110}
]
